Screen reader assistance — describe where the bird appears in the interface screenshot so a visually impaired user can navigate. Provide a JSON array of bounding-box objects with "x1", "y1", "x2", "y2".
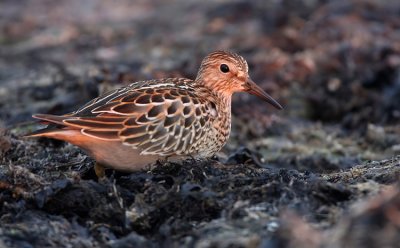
[{"x1": 27, "y1": 51, "x2": 283, "y2": 178}]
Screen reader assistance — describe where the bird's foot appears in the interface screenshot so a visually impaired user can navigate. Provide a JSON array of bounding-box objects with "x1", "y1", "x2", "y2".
[{"x1": 94, "y1": 162, "x2": 106, "y2": 181}]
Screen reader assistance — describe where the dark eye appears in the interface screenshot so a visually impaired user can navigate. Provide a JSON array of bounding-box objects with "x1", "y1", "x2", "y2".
[{"x1": 220, "y1": 64, "x2": 230, "y2": 73}]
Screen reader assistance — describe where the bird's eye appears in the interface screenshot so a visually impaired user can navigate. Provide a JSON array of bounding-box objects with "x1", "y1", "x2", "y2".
[{"x1": 220, "y1": 64, "x2": 230, "y2": 73}]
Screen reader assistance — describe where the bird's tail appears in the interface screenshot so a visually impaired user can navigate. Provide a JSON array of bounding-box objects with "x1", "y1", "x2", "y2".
[
  {"x1": 24, "y1": 126, "x2": 63, "y2": 137},
  {"x1": 24, "y1": 114, "x2": 67, "y2": 137}
]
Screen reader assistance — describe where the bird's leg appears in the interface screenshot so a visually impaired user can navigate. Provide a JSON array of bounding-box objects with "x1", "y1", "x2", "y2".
[{"x1": 94, "y1": 162, "x2": 106, "y2": 179}]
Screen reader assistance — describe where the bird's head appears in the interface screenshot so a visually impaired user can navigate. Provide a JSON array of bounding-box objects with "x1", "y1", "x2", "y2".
[{"x1": 196, "y1": 51, "x2": 282, "y2": 110}]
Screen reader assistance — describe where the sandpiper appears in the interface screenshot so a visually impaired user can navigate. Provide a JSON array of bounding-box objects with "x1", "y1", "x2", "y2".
[{"x1": 27, "y1": 51, "x2": 282, "y2": 177}]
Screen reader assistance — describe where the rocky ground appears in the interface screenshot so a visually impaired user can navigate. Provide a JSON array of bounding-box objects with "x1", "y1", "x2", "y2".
[{"x1": 0, "y1": 0, "x2": 399, "y2": 247}]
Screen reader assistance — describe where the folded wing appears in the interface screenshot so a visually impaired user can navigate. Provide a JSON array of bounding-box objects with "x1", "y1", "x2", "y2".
[{"x1": 33, "y1": 79, "x2": 215, "y2": 156}]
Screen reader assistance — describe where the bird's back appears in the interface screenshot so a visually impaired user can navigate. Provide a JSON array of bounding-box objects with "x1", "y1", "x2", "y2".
[{"x1": 28, "y1": 78, "x2": 231, "y2": 166}]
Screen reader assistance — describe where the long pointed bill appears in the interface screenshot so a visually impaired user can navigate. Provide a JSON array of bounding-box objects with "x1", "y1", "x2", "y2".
[{"x1": 245, "y1": 78, "x2": 283, "y2": 110}]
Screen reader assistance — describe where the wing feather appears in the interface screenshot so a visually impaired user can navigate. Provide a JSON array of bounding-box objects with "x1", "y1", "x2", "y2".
[{"x1": 35, "y1": 78, "x2": 216, "y2": 156}]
